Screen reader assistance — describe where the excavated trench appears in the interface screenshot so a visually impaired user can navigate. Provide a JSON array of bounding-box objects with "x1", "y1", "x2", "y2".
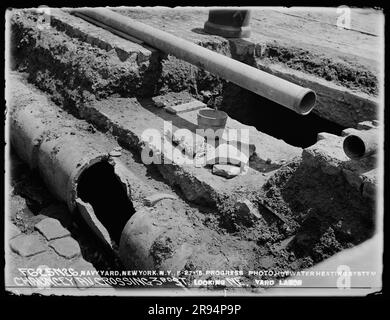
[{"x1": 76, "y1": 161, "x2": 135, "y2": 244}]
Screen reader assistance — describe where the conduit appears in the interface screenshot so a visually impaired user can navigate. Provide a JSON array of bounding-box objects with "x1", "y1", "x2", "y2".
[
  {"x1": 343, "y1": 128, "x2": 378, "y2": 160},
  {"x1": 72, "y1": 8, "x2": 316, "y2": 115},
  {"x1": 8, "y1": 74, "x2": 135, "y2": 247}
]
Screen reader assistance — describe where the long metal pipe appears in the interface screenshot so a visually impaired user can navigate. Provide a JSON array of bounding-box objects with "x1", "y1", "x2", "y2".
[
  {"x1": 343, "y1": 128, "x2": 378, "y2": 160},
  {"x1": 73, "y1": 8, "x2": 316, "y2": 115}
]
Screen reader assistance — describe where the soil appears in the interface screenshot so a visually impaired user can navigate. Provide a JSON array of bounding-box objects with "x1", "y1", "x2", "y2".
[{"x1": 6, "y1": 8, "x2": 379, "y2": 290}]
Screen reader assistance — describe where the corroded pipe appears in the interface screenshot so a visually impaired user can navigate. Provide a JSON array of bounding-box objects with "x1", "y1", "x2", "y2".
[
  {"x1": 204, "y1": 9, "x2": 252, "y2": 38},
  {"x1": 343, "y1": 128, "x2": 378, "y2": 160},
  {"x1": 73, "y1": 8, "x2": 316, "y2": 115},
  {"x1": 7, "y1": 73, "x2": 139, "y2": 248}
]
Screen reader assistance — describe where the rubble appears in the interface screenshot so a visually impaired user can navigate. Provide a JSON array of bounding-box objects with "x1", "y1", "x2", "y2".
[
  {"x1": 206, "y1": 143, "x2": 249, "y2": 168},
  {"x1": 302, "y1": 130, "x2": 377, "y2": 200}
]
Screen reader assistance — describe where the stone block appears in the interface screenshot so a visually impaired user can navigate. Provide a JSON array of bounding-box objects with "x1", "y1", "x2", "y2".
[{"x1": 10, "y1": 234, "x2": 47, "y2": 257}]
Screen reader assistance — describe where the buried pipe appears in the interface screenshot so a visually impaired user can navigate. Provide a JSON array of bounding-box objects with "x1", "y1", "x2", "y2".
[
  {"x1": 343, "y1": 128, "x2": 378, "y2": 160},
  {"x1": 7, "y1": 74, "x2": 138, "y2": 247},
  {"x1": 72, "y1": 8, "x2": 316, "y2": 115}
]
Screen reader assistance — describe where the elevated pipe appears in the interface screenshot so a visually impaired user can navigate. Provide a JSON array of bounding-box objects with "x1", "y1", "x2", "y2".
[
  {"x1": 72, "y1": 8, "x2": 316, "y2": 115},
  {"x1": 343, "y1": 128, "x2": 378, "y2": 160}
]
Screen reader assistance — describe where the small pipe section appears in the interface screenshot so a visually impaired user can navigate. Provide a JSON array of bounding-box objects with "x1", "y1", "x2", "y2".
[
  {"x1": 343, "y1": 128, "x2": 378, "y2": 160},
  {"x1": 72, "y1": 8, "x2": 316, "y2": 115}
]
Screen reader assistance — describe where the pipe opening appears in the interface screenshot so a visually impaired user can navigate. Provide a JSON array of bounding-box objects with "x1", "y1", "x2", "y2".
[
  {"x1": 298, "y1": 91, "x2": 316, "y2": 115},
  {"x1": 77, "y1": 161, "x2": 135, "y2": 244},
  {"x1": 343, "y1": 135, "x2": 366, "y2": 159}
]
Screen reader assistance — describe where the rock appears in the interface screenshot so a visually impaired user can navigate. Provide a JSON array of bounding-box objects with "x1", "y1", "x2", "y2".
[
  {"x1": 303, "y1": 135, "x2": 377, "y2": 198},
  {"x1": 70, "y1": 259, "x2": 98, "y2": 289},
  {"x1": 10, "y1": 234, "x2": 47, "y2": 257},
  {"x1": 144, "y1": 193, "x2": 179, "y2": 206},
  {"x1": 212, "y1": 164, "x2": 241, "y2": 179},
  {"x1": 49, "y1": 237, "x2": 81, "y2": 259},
  {"x1": 8, "y1": 223, "x2": 21, "y2": 239},
  {"x1": 35, "y1": 218, "x2": 71, "y2": 241}
]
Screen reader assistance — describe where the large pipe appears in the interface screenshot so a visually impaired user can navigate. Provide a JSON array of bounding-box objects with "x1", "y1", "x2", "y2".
[
  {"x1": 72, "y1": 8, "x2": 316, "y2": 115},
  {"x1": 343, "y1": 128, "x2": 378, "y2": 160}
]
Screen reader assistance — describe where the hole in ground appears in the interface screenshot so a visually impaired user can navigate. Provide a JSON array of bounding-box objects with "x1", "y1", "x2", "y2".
[
  {"x1": 77, "y1": 161, "x2": 135, "y2": 244},
  {"x1": 220, "y1": 85, "x2": 346, "y2": 148}
]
